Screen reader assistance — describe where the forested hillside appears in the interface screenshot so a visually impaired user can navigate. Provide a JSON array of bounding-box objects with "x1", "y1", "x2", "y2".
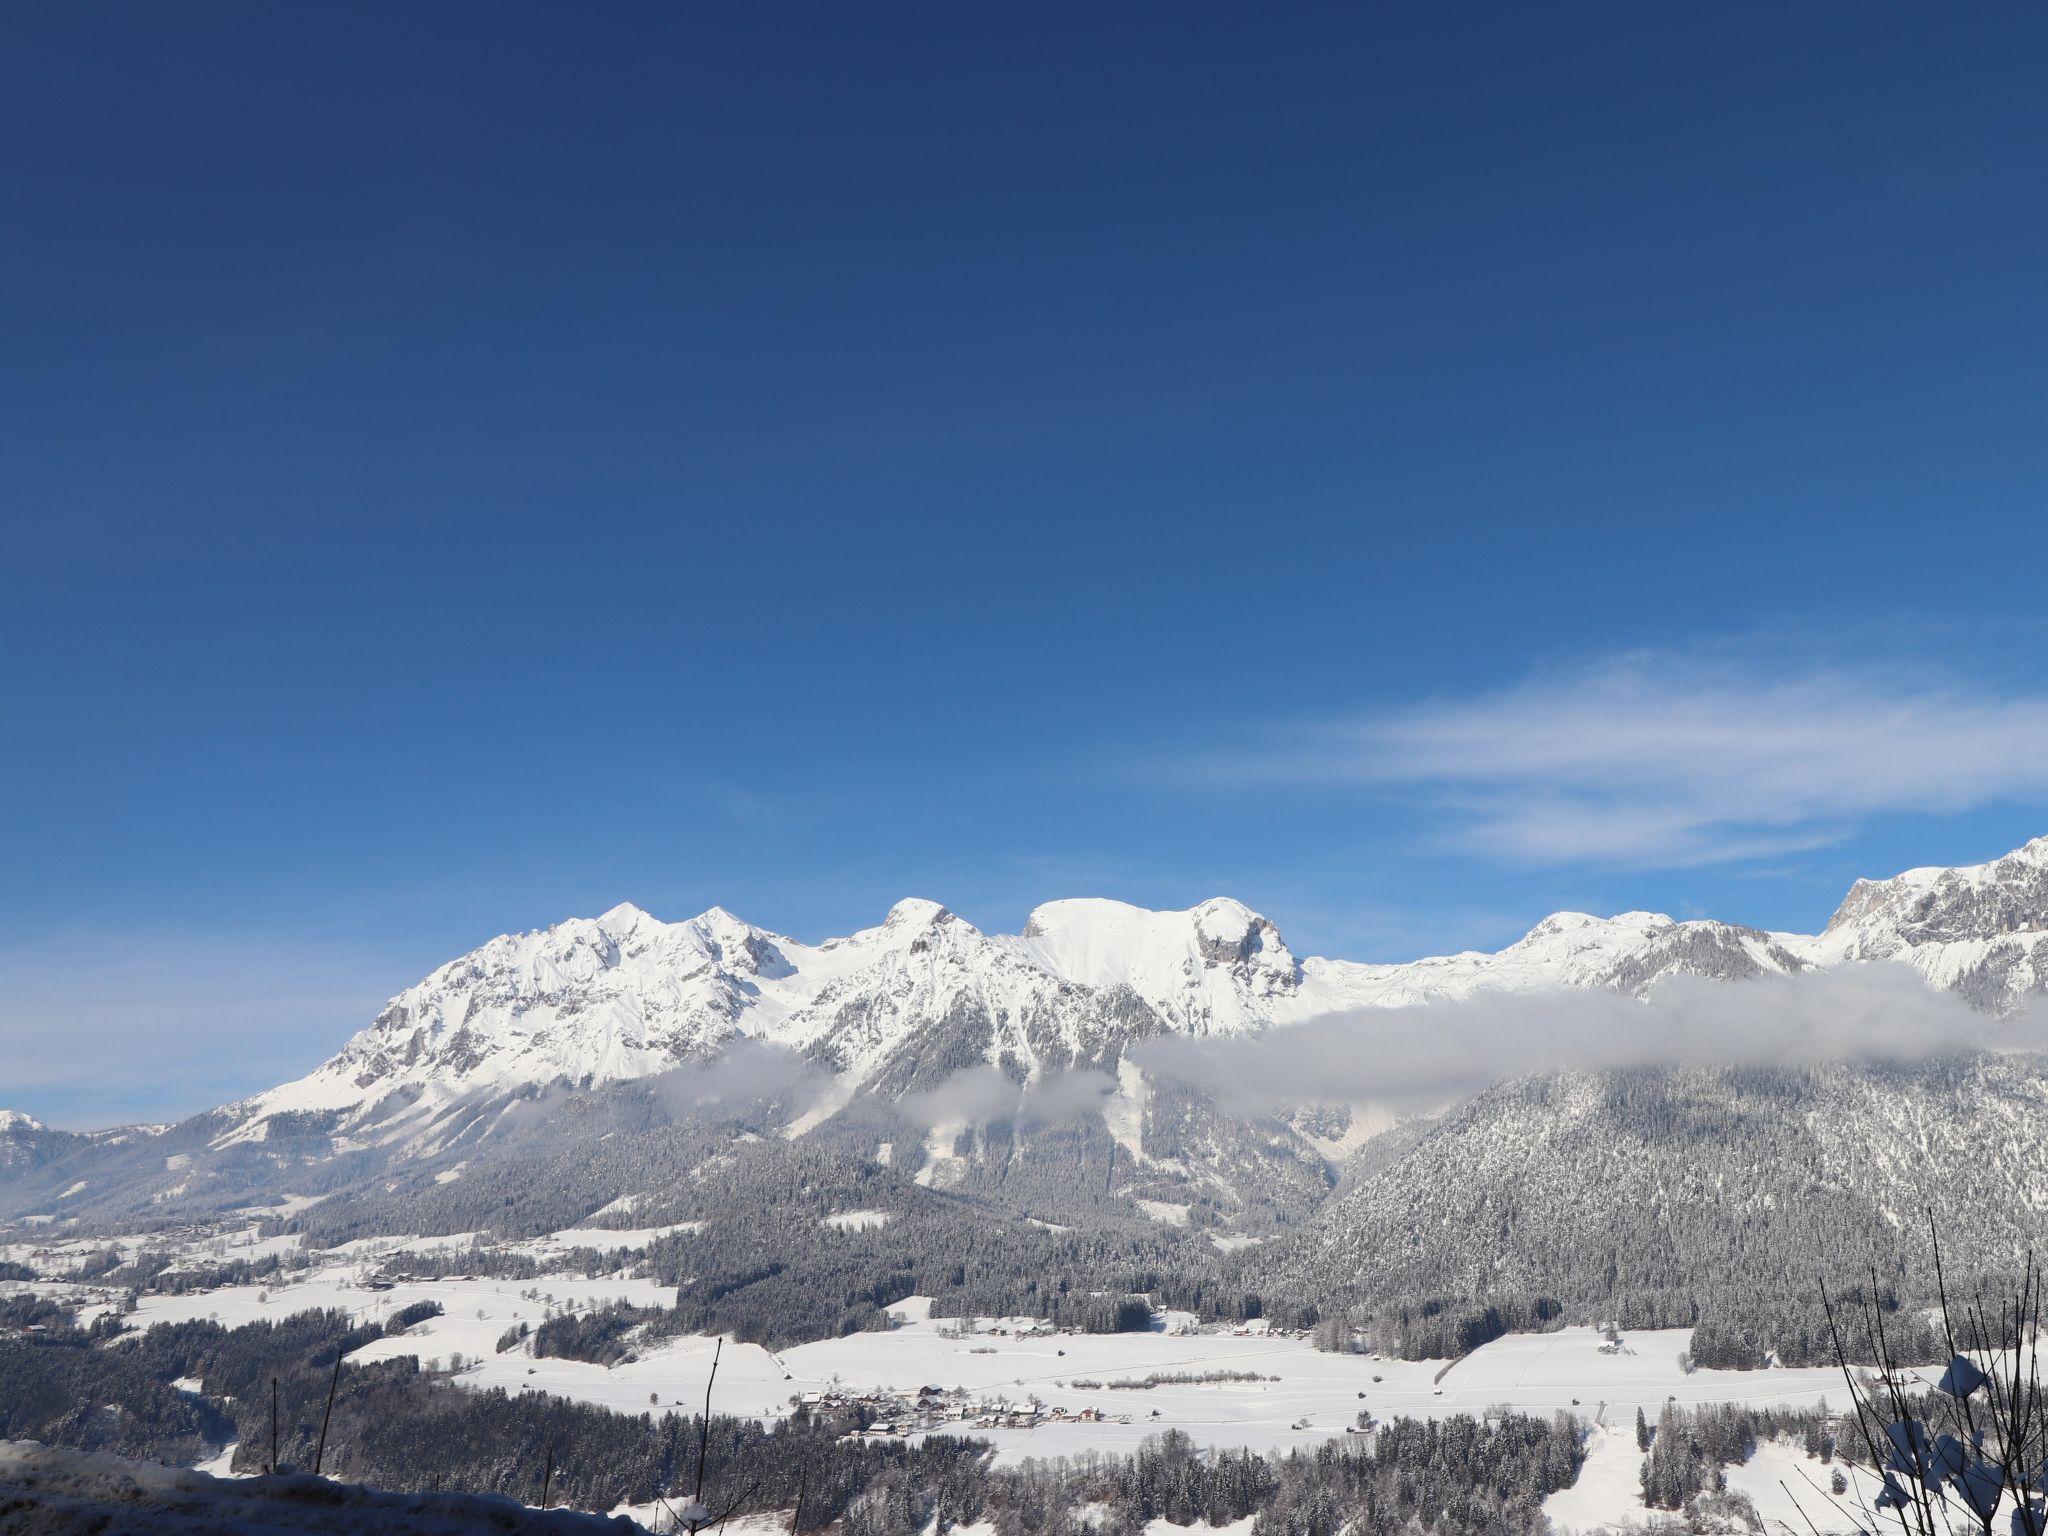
[{"x1": 1279, "y1": 1053, "x2": 2048, "y2": 1362}]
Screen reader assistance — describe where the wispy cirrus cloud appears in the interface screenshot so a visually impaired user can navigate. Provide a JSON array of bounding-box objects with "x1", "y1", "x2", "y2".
[{"x1": 1217, "y1": 650, "x2": 2048, "y2": 867}]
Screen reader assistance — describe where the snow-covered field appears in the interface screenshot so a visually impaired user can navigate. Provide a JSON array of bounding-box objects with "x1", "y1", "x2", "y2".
[
  {"x1": 1542, "y1": 1421, "x2": 1876, "y2": 1534},
  {"x1": 1543, "y1": 1425, "x2": 1648, "y2": 1532},
  {"x1": 7, "y1": 1212, "x2": 1888, "y2": 1528},
  {"x1": 121, "y1": 1267, "x2": 675, "y2": 1361},
  {"x1": 87, "y1": 1236, "x2": 1853, "y2": 1470}
]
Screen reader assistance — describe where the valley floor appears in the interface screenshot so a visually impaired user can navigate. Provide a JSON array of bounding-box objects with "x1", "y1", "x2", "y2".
[
  {"x1": 9, "y1": 1217, "x2": 1892, "y2": 1531},
  {"x1": 99, "y1": 1263, "x2": 1854, "y2": 1466}
]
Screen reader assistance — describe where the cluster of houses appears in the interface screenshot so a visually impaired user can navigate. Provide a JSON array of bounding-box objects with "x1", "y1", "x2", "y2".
[
  {"x1": 359, "y1": 1269, "x2": 481, "y2": 1291},
  {"x1": 795, "y1": 1384, "x2": 1128, "y2": 1440}
]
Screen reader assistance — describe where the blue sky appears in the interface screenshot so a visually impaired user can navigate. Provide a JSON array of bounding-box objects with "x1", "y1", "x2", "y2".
[{"x1": 5, "y1": 4, "x2": 2048, "y2": 1125}]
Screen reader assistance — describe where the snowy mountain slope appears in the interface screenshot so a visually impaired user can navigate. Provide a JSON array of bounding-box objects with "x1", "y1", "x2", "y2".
[
  {"x1": 1286, "y1": 1056, "x2": 2048, "y2": 1302},
  {"x1": 9, "y1": 833, "x2": 2048, "y2": 1332},
  {"x1": 222, "y1": 833, "x2": 2048, "y2": 1146},
  {"x1": 244, "y1": 902, "x2": 807, "y2": 1127},
  {"x1": 0, "y1": 1112, "x2": 76, "y2": 1180},
  {"x1": 1274, "y1": 1051, "x2": 2048, "y2": 1342},
  {"x1": 1812, "y1": 834, "x2": 2048, "y2": 1011},
  {"x1": 240, "y1": 898, "x2": 1174, "y2": 1137},
  {"x1": 12, "y1": 833, "x2": 2048, "y2": 1239},
  {"x1": 1308, "y1": 909, "x2": 1811, "y2": 1009},
  {"x1": 1006, "y1": 897, "x2": 1307, "y2": 1034}
]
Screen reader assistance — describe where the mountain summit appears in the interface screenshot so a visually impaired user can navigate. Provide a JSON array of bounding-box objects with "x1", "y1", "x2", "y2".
[
  {"x1": 224, "y1": 834, "x2": 2048, "y2": 1144},
  {"x1": 10, "y1": 834, "x2": 2048, "y2": 1243}
]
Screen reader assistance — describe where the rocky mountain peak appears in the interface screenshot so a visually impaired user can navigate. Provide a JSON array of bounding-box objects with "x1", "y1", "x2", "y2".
[
  {"x1": 1825, "y1": 836, "x2": 2048, "y2": 944},
  {"x1": 596, "y1": 901, "x2": 655, "y2": 929},
  {"x1": 1189, "y1": 897, "x2": 1295, "y2": 973},
  {"x1": 206, "y1": 832, "x2": 2048, "y2": 1147},
  {"x1": 883, "y1": 897, "x2": 956, "y2": 930}
]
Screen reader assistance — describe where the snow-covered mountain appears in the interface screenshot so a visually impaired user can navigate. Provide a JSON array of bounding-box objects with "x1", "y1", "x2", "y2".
[
  {"x1": 0, "y1": 1110, "x2": 76, "y2": 1180},
  {"x1": 226, "y1": 834, "x2": 2048, "y2": 1145},
  {"x1": 12, "y1": 833, "x2": 2048, "y2": 1265},
  {"x1": 1811, "y1": 834, "x2": 2048, "y2": 1010},
  {"x1": 1323, "y1": 909, "x2": 1810, "y2": 1006},
  {"x1": 244, "y1": 898, "x2": 1162, "y2": 1135}
]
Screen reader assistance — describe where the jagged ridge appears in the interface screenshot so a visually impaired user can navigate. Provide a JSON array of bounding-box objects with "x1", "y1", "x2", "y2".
[{"x1": 232, "y1": 834, "x2": 2048, "y2": 1140}]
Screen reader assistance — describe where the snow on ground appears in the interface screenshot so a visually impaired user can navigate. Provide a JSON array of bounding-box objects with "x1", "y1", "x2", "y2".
[
  {"x1": 1543, "y1": 1424, "x2": 1645, "y2": 1532},
  {"x1": 26, "y1": 1194, "x2": 1864, "y2": 1465},
  {"x1": 608, "y1": 1501, "x2": 790, "y2": 1534},
  {"x1": 1, "y1": 1231, "x2": 156, "y2": 1275},
  {"x1": 12, "y1": 1203, "x2": 1881, "y2": 1511},
  {"x1": 1133, "y1": 1200, "x2": 1190, "y2": 1226},
  {"x1": 91, "y1": 1231, "x2": 1857, "y2": 1472},
  {"x1": 1426, "y1": 1328, "x2": 1847, "y2": 1416},
  {"x1": 316, "y1": 1231, "x2": 488, "y2": 1261},
  {"x1": 155, "y1": 1225, "x2": 307, "y2": 1271},
  {"x1": 821, "y1": 1209, "x2": 892, "y2": 1232},
  {"x1": 234, "y1": 1193, "x2": 332, "y2": 1217},
  {"x1": 514, "y1": 1222, "x2": 703, "y2": 1254},
  {"x1": 1724, "y1": 1437, "x2": 1870, "y2": 1535},
  {"x1": 465, "y1": 1315, "x2": 1849, "y2": 1467},
  {"x1": 0, "y1": 1277, "x2": 124, "y2": 1314},
  {"x1": 195, "y1": 1441, "x2": 242, "y2": 1477},
  {"x1": 0, "y1": 1440, "x2": 651, "y2": 1534},
  {"x1": 912, "y1": 1123, "x2": 968, "y2": 1188},
  {"x1": 781, "y1": 1073, "x2": 859, "y2": 1139},
  {"x1": 1546, "y1": 1427, "x2": 1867, "y2": 1534},
  {"x1": 121, "y1": 1269, "x2": 675, "y2": 1351},
  {"x1": 905, "y1": 1323, "x2": 1846, "y2": 1466}
]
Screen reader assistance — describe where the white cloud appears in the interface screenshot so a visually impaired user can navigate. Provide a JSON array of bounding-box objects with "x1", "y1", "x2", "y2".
[
  {"x1": 896, "y1": 1064, "x2": 1115, "y2": 1129},
  {"x1": 1135, "y1": 966, "x2": 2048, "y2": 1115},
  {"x1": 1229, "y1": 652, "x2": 2048, "y2": 866}
]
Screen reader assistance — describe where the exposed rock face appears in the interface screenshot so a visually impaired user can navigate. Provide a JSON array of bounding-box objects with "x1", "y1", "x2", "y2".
[
  {"x1": 1826, "y1": 836, "x2": 2048, "y2": 943},
  {"x1": 1816, "y1": 836, "x2": 2048, "y2": 1012},
  {"x1": 1598, "y1": 922, "x2": 1809, "y2": 992}
]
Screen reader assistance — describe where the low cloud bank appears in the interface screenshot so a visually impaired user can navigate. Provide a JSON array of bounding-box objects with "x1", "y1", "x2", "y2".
[
  {"x1": 1134, "y1": 965, "x2": 2048, "y2": 1115},
  {"x1": 896, "y1": 1064, "x2": 1115, "y2": 1129},
  {"x1": 642, "y1": 1039, "x2": 832, "y2": 1115},
  {"x1": 483, "y1": 1040, "x2": 832, "y2": 1137},
  {"x1": 516, "y1": 967, "x2": 2048, "y2": 1138}
]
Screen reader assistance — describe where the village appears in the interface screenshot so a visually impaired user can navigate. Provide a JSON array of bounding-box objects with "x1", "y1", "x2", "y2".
[{"x1": 794, "y1": 1383, "x2": 1129, "y2": 1440}]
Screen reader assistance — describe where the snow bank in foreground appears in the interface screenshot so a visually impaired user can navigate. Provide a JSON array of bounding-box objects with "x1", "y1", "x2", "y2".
[{"x1": 0, "y1": 1440, "x2": 650, "y2": 1535}]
